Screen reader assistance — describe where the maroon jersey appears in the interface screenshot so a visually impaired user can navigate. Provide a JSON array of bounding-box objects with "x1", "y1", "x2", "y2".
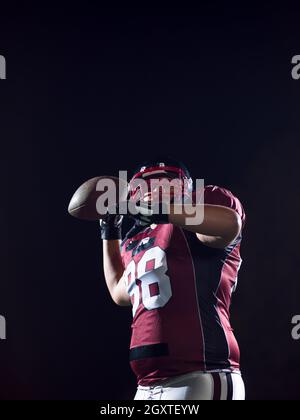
[{"x1": 120, "y1": 186, "x2": 246, "y2": 386}]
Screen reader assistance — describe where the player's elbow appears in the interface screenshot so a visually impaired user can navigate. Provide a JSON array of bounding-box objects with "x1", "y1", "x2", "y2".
[
  {"x1": 113, "y1": 297, "x2": 131, "y2": 307},
  {"x1": 111, "y1": 290, "x2": 131, "y2": 307},
  {"x1": 226, "y1": 210, "x2": 242, "y2": 243}
]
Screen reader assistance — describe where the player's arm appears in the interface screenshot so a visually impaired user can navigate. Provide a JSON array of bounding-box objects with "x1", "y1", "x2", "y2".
[
  {"x1": 102, "y1": 239, "x2": 131, "y2": 306},
  {"x1": 169, "y1": 204, "x2": 242, "y2": 249},
  {"x1": 130, "y1": 200, "x2": 242, "y2": 249},
  {"x1": 100, "y1": 215, "x2": 131, "y2": 306}
]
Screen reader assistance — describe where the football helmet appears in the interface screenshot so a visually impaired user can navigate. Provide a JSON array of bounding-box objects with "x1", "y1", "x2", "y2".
[{"x1": 129, "y1": 157, "x2": 193, "y2": 202}]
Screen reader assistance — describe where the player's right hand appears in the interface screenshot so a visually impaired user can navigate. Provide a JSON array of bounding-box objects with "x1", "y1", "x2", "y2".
[{"x1": 99, "y1": 213, "x2": 123, "y2": 240}]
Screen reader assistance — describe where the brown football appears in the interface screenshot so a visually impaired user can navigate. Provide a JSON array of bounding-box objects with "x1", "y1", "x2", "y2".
[{"x1": 68, "y1": 176, "x2": 128, "y2": 221}]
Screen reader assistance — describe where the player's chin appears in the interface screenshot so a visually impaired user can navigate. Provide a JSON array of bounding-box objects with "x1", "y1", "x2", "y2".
[{"x1": 142, "y1": 194, "x2": 174, "y2": 205}]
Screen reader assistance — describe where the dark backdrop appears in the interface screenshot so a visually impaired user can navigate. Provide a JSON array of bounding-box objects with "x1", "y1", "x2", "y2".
[{"x1": 0, "y1": 5, "x2": 300, "y2": 400}]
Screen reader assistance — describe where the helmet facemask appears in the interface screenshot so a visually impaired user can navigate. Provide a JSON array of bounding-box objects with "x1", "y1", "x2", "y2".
[{"x1": 129, "y1": 164, "x2": 193, "y2": 206}]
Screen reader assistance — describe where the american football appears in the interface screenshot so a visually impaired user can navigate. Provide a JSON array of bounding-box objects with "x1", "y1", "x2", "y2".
[{"x1": 68, "y1": 176, "x2": 128, "y2": 221}]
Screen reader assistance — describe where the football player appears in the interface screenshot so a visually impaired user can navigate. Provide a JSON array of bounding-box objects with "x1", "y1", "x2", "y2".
[{"x1": 100, "y1": 157, "x2": 246, "y2": 400}]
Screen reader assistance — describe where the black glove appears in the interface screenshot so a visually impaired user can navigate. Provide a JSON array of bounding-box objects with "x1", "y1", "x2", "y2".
[
  {"x1": 128, "y1": 201, "x2": 170, "y2": 226},
  {"x1": 99, "y1": 213, "x2": 123, "y2": 240}
]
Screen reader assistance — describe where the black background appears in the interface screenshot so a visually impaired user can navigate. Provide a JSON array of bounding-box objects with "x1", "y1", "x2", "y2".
[{"x1": 0, "y1": 4, "x2": 300, "y2": 400}]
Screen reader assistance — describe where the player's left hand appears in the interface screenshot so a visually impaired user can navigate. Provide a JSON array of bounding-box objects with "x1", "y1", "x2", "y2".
[
  {"x1": 127, "y1": 200, "x2": 170, "y2": 226},
  {"x1": 110, "y1": 200, "x2": 170, "y2": 227}
]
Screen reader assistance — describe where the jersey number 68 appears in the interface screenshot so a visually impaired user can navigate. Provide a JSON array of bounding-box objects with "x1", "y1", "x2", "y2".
[{"x1": 124, "y1": 247, "x2": 172, "y2": 317}]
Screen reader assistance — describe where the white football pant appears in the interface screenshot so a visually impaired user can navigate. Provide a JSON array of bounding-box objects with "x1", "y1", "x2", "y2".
[{"x1": 134, "y1": 371, "x2": 245, "y2": 401}]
